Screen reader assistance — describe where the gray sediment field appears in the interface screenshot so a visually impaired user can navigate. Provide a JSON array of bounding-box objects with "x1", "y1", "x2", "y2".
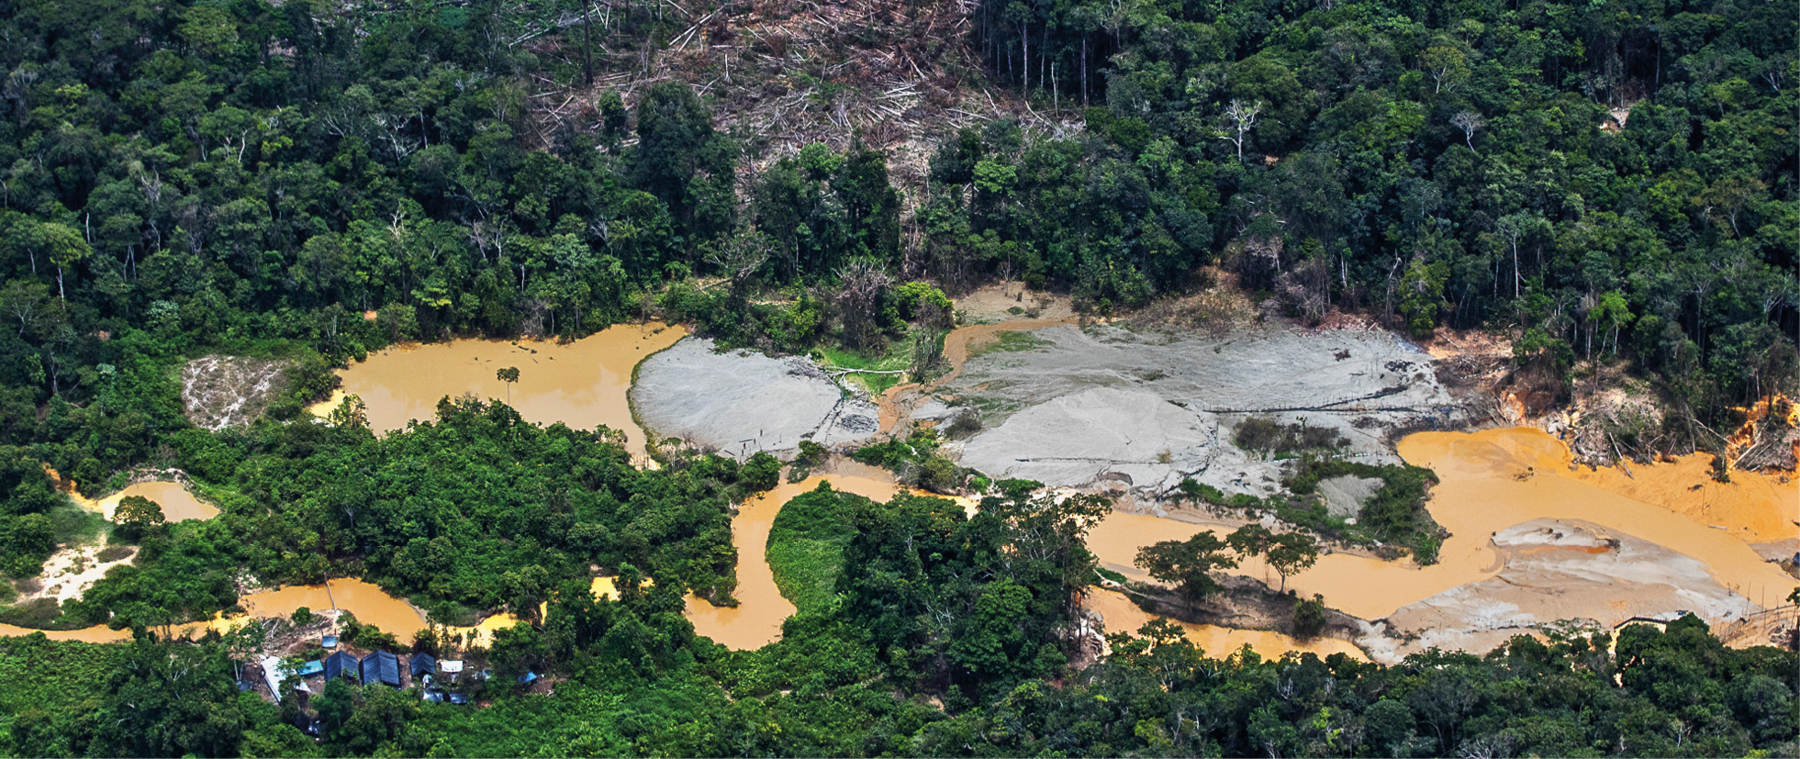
[
  {"x1": 630, "y1": 338, "x2": 879, "y2": 459},
  {"x1": 1359, "y1": 519, "x2": 1749, "y2": 662},
  {"x1": 952, "y1": 324, "x2": 1466, "y2": 499}
]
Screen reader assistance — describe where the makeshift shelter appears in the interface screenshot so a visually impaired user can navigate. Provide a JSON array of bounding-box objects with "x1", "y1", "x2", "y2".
[
  {"x1": 323, "y1": 650, "x2": 359, "y2": 682},
  {"x1": 361, "y1": 651, "x2": 401, "y2": 687},
  {"x1": 409, "y1": 653, "x2": 436, "y2": 679}
]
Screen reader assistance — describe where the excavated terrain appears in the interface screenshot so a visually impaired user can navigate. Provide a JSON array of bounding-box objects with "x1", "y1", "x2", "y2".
[
  {"x1": 948, "y1": 323, "x2": 1467, "y2": 501},
  {"x1": 631, "y1": 337, "x2": 880, "y2": 459}
]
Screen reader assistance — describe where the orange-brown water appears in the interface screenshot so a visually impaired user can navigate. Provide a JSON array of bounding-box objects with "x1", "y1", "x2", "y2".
[
  {"x1": 1083, "y1": 588, "x2": 1366, "y2": 661},
  {"x1": 0, "y1": 578, "x2": 425, "y2": 642},
  {"x1": 91, "y1": 481, "x2": 219, "y2": 522},
  {"x1": 43, "y1": 467, "x2": 218, "y2": 523},
  {"x1": 685, "y1": 464, "x2": 905, "y2": 650},
  {"x1": 313, "y1": 323, "x2": 686, "y2": 463},
  {"x1": 1086, "y1": 427, "x2": 1798, "y2": 621},
  {"x1": 235, "y1": 579, "x2": 427, "y2": 636},
  {"x1": 454, "y1": 576, "x2": 638, "y2": 647}
]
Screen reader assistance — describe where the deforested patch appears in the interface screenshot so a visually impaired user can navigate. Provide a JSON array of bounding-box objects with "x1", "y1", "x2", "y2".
[
  {"x1": 948, "y1": 323, "x2": 1468, "y2": 500},
  {"x1": 182, "y1": 356, "x2": 290, "y2": 430}
]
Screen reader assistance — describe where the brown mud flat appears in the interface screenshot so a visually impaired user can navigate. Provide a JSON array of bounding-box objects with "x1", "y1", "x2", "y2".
[{"x1": 316, "y1": 322, "x2": 686, "y2": 463}]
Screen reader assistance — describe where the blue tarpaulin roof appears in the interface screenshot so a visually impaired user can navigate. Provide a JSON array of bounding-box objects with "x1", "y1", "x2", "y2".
[
  {"x1": 321, "y1": 635, "x2": 338, "y2": 648},
  {"x1": 297, "y1": 660, "x2": 324, "y2": 676},
  {"x1": 410, "y1": 653, "x2": 436, "y2": 677},
  {"x1": 323, "y1": 651, "x2": 358, "y2": 681},
  {"x1": 519, "y1": 671, "x2": 539, "y2": 684},
  {"x1": 361, "y1": 651, "x2": 401, "y2": 687}
]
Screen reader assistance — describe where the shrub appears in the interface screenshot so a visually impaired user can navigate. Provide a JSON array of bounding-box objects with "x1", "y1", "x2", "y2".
[{"x1": 1292, "y1": 594, "x2": 1328, "y2": 639}]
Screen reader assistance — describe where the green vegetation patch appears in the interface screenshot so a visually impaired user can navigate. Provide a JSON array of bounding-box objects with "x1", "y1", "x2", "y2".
[
  {"x1": 1179, "y1": 454, "x2": 1444, "y2": 563},
  {"x1": 967, "y1": 330, "x2": 1053, "y2": 360},
  {"x1": 765, "y1": 483, "x2": 875, "y2": 613},
  {"x1": 815, "y1": 339, "x2": 913, "y2": 396},
  {"x1": 1231, "y1": 417, "x2": 1350, "y2": 460},
  {"x1": 0, "y1": 636, "x2": 119, "y2": 719},
  {"x1": 849, "y1": 430, "x2": 968, "y2": 493}
]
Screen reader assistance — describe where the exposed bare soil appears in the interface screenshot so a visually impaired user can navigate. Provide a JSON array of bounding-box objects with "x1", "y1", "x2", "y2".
[{"x1": 182, "y1": 355, "x2": 289, "y2": 430}]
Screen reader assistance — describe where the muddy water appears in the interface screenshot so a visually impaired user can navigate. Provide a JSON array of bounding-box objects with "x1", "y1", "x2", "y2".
[
  {"x1": 43, "y1": 467, "x2": 219, "y2": 523},
  {"x1": 90, "y1": 481, "x2": 219, "y2": 522},
  {"x1": 1086, "y1": 427, "x2": 1797, "y2": 622},
  {"x1": 236, "y1": 579, "x2": 427, "y2": 636},
  {"x1": 1084, "y1": 588, "x2": 1366, "y2": 661},
  {"x1": 685, "y1": 464, "x2": 905, "y2": 650},
  {"x1": 1560, "y1": 452, "x2": 1796, "y2": 544},
  {"x1": 454, "y1": 576, "x2": 636, "y2": 647},
  {"x1": 0, "y1": 578, "x2": 426, "y2": 643},
  {"x1": 314, "y1": 323, "x2": 686, "y2": 463}
]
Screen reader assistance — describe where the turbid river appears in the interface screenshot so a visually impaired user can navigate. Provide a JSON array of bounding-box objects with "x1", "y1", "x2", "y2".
[
  {"x1": 0, "y1": 576, "x2": 647, "y2": 646},
  {"x1": 312, "y1": 322, "x2": 686, "y2": 463},
  {"x1": 0, "y1": 579, "x2": 422, "y2": 643},
  {"x1": 681, "y1": 459, "x2": 1354, "y2": 660},
  {"x1": 13, "y1": 317, "x2": 1793, "y2": 664},
  {"x1": 1086, "y1": 426, "x2": 1797, "y2": 622},
  {"x1": 684, "y1": 464, "x2": 905, "y2": 650}
]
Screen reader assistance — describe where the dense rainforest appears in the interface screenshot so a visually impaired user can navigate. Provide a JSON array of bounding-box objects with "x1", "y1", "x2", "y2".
[{"x1": 0, "y1": 0, "x2": 1796, "y2": 754}]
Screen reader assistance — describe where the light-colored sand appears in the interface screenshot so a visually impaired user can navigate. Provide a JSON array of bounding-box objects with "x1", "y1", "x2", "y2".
[
  {"x1": 631, "y1": 338, "x2": 881, "y2": 460},
  {"x1": 22, "y1": 544, "x2": 137, "y2": 604},
  {"x1": 182, "y1": 356, "x2": 289, "y2": 430},
  {"x1": 952, "y1": 323, "x2": 1464, "y2": 499},
  {"x1": 1316, "y1": 475, "x2": 1383, "y2": 518}
]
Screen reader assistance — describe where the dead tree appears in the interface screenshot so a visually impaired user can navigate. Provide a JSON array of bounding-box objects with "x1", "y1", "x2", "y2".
[
  {"x1": 1220, "y1": 99, "x2": 1262, "y2": 164},
  {"x1": 836, "y1": 259, "x2": 894, "y2": 351}
]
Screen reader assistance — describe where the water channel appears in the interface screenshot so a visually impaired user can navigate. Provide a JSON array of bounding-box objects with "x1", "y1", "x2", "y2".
[{"x1": 11, "y1": 320, "x2": 1793, "y2": 662}]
